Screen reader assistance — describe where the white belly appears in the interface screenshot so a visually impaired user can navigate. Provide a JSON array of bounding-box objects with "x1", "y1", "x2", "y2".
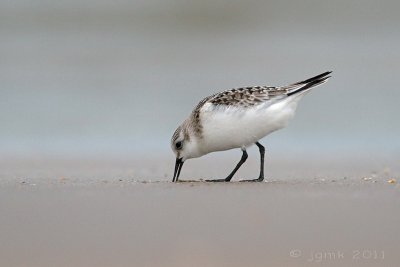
[{"x1": 200, "y1": 95, "x2": 304, "y2": 155}]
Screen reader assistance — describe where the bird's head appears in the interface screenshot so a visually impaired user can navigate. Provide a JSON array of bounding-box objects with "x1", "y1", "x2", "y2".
[{"x1": 170, "y1": 123, "x2": 200, "y2": 182}]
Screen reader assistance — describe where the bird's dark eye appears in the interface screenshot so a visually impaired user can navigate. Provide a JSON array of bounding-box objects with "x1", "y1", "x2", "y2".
[{"x1": 175, "y1": 141, "x2": 183, "y2": 150}]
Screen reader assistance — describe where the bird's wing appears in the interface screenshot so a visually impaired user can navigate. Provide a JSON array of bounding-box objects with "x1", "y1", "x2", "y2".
[{"x1": 194, "y1": 71, "x2": 332, "y2": 112}]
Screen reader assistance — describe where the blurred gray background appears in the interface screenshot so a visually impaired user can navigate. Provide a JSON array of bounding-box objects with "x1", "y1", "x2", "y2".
[{"x1": 1, "y1": 0, "x2": 399, "y2": 165}]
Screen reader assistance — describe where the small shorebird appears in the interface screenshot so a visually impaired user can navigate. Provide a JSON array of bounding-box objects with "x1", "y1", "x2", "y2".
[{"x1": 171, "y1": 71, "x2": 332, "y2": 182}]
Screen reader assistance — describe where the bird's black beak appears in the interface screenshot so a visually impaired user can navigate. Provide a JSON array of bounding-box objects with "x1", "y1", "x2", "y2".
[{"x1": 172, "y1": 157, "x2": 184, "y2": 182}]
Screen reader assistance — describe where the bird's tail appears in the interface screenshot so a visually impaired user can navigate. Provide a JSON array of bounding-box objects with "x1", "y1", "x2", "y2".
[{"x1": 286, "y1": 71, "x2": 332, "y2": 96}]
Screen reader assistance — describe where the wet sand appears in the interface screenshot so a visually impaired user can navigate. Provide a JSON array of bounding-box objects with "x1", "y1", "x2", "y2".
[{"x1": 1, "y1": 158, "x2": 399, "y2": 267}]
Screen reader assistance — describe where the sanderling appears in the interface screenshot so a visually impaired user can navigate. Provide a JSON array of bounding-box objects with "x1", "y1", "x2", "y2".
[{"x1": 171, "y1": 71, "x2": 332, "y2": 182}]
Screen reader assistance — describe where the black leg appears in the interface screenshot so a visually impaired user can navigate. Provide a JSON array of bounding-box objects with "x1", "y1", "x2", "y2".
[
  {"x1": 206, "y1": 149, "x2": 248, "y2": 182},
  {"x1": 241, "y1": 142, "x2": 265, "y2": 182},
  {"x1": 256, "y1": 142, "x2": 265, "y2": 180}
]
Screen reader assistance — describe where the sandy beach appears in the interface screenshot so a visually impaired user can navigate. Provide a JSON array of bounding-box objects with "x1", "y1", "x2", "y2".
[
  {"x1": 1, "y1": 158, "x2": 399, "y2": 267},
  {"x1": 2, "y1": 1, "x2": 400, "y2": 266}
]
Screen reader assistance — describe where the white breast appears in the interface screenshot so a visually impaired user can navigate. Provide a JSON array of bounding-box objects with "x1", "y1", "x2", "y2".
[{"x1": 199, "y1": 94, "x2": 306, "y2": 155}]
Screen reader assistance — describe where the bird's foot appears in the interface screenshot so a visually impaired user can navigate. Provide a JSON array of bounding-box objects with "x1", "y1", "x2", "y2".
[
  {"x1": 240, "y1": 177, "x2": 264, "y2": 182},
  {"x1": 205, "y1": 178, "x2": 231, "y2": 182}
]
